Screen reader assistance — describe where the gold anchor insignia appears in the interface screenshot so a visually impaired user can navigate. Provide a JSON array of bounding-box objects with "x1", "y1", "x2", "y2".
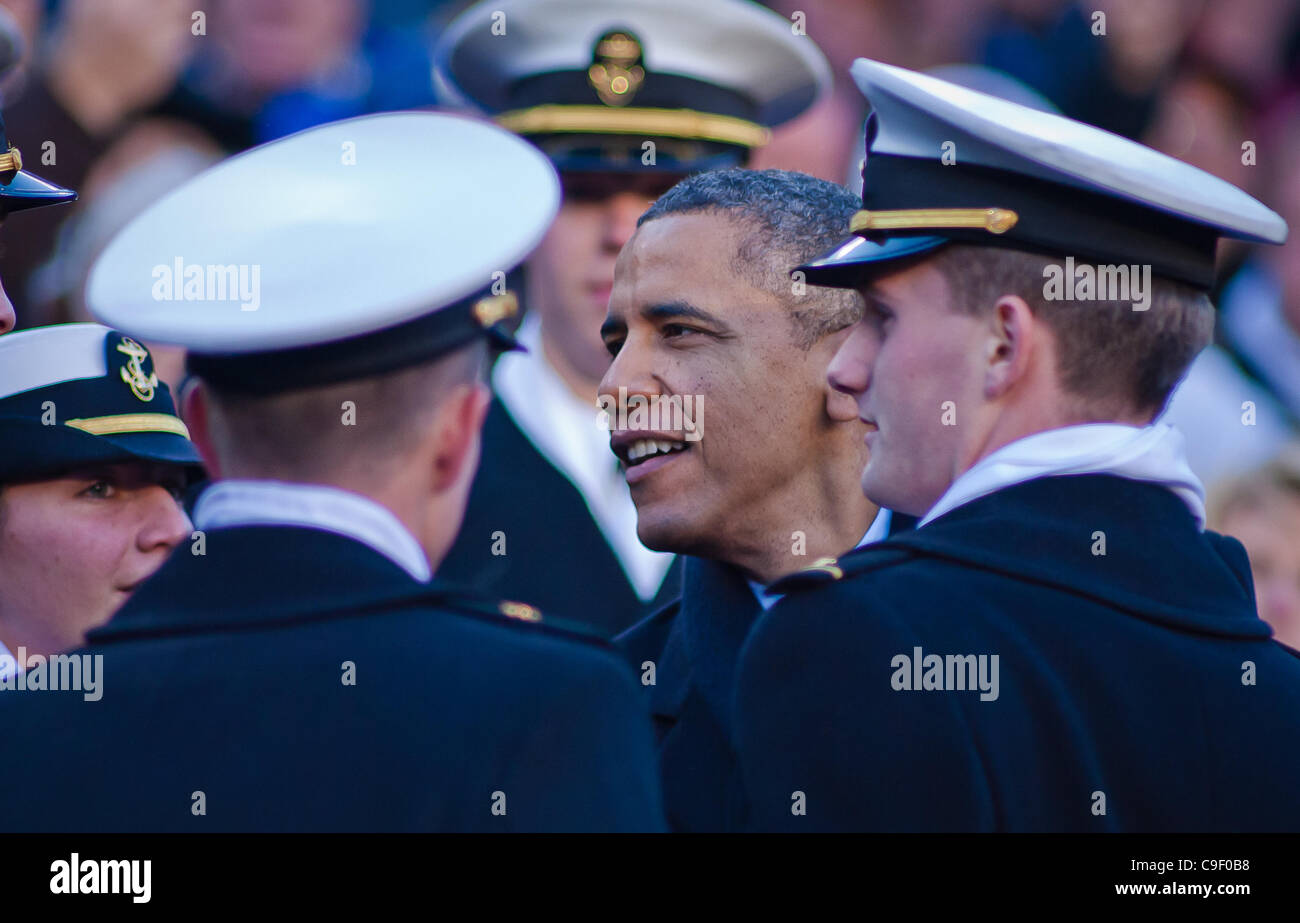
[
  {"x1": 803, "y1": 556, "x2": 844, "y2": 580},
  {"x1": 587, "y1": 31, "x2": 645, "y2": 107},
  {"x1": 500, "y1": 601, "x2": 542, "y2": 622},
  {"x1": 116, "y1": 337, "x2": 159, "y2": 402}
]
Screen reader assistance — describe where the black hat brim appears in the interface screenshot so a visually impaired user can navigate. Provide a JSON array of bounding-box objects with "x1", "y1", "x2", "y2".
[
  {"x1": 0, "y1": 168, "x2": 77, "y2": 214},
  {"x1": 797, "y1": 234, "x2": 949, "y2": 288},
  {"x1": 0, "y1": 416, "x2": 204, "y2": 485}
]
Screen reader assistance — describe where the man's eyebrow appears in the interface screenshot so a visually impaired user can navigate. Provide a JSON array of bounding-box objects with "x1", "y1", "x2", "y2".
[
  {"x1": 601, "y1": 300, "x2": 732, "y2": 340},
  {"x1": 642, "y1": 301, "x2": 725, "y2": 326}
]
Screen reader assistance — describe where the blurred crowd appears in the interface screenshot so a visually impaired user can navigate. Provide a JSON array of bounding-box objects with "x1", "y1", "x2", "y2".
[{"x1": 3, "y1": 0, "x2": 1299, "y2": 645}]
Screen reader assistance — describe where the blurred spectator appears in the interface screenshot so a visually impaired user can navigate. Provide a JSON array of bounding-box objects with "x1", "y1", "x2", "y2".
[
  {"x1": 1144, "y1": 66, "x2": 1260, "y2": 205},
  {"x1": 29, "y1": 118, "x2": 223, "y2": 390},
  {"x1": 753, "y1": 0, "x2": 995, "y2": 183},
  {"x1": 0, "y1": 0, "x2": 37, "y2": 99},
  {"x1": 1187, "y1": 0, "x2": 1300, "y2": 99},
  {"x1": 1221, "y1": 95, "x2": 1300, "y2": 417},
  {"x1": 979, "y1": 0, "x2": 1202, "y2": 139},
  {"x1": 1209, "y1": 446, "x2": 1300, "y2": 649},
  {"x1": 1143, "y1": 64, "x2": 1265, "y2": 284},
  {"x1": 1161, "y1": 92, "x2": 1300, "y2": 483},
  {"x1": 752, "y1": 0, "x2": 907, "y2": 183},
  {"x1": 150, "y1": 0, "x2": 436, "y2": 152},
  {"x1": 0, "y1": 0, "x2": 195, "y2": 328},
  {"x1": 1159, "y1": 347, "x2": 1294, "y2": 485}
]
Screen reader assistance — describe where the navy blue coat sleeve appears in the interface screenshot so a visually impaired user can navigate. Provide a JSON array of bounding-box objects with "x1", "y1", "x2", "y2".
[
  {"x1": 733, "y1": 583, "x2": 996, "y2": 832},
  {"x1": 498, "y1": 644, "x2": 667, "y2": 832}
]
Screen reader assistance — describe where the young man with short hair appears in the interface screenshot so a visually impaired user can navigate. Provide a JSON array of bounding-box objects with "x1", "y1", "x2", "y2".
[{"x1": 735, "y1": 60, "x2": 1300, "y2": 832}]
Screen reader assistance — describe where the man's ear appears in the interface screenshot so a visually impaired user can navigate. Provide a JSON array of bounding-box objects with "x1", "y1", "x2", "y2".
[
  {"x1": 430, "y1": 381, "x2": 492, "y2": 493},
  {"x1": 181, "y1": 381, "x2": 222, "y2": 479},
  {"x1": 984, "y1": 295, "x2": 1038, "y2": 400}
]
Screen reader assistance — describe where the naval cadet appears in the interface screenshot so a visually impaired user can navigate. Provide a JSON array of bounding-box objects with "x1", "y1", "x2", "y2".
[
  {"x1": 0, "y1": 103, "x2": 76, "y2": 333},
  {"x1": 734, "y1": 59, "x2": 1300, "y2": 831},
  {"x1": 432, "y1": 0, "x2": 830, "y2": 635},
  {"x1": 0, "y1": 112, "x2": 665, "y2": 833},
  {"x1": 601, "y1": 168, "x2": 916, "y2": 831},
  {"x1": 0, "y1": 323, "x2": 198, "y2": 680}
]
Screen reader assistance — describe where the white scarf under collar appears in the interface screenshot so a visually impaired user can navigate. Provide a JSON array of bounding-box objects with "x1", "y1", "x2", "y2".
[
  {"x1": 193, "y1": 479, "x2": 432, "y2": 581},
  {"x1": 920, "y1": 423, "x2": 1206, "y2": 530}
]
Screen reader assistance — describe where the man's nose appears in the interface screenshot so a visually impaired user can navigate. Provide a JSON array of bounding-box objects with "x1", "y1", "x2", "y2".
[
  {"x1": 599, "y1": 336, "x2": 663, "y2": 412},
  {"x1": 827, "y1": 322, "x2": 875, "y2": 398},
  {"x1": 0, "y1": 272, "x2": 15, "y2": 335},
  {"x1": 137, "y1": 486, "x2": 194, "y2": 554},
  {"x1": 603, "y1": 192, "x2": 651, "y2": 252}
]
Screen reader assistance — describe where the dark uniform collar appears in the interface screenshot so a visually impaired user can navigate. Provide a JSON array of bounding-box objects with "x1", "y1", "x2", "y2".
[
  {"x1": 777, "y1": 475, "x2": 1269, "y2": 641},
  {"x1": 90, "y1": 526, "x2": 430, "y2": 643}
]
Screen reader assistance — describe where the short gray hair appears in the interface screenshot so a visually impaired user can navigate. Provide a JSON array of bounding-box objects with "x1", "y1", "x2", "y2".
[{"x1": 638, "y1": 169, "x2": 863, "y2": 348}]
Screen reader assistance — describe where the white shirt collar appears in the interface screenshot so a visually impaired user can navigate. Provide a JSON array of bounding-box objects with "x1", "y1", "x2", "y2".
[
  {"x1": 492, "y1": 313, "x2": 675, "y2": 600},
  {"x1": 920, "y1": 422, "x2": 1206, "y2": 529},
  {"x1": 749, "y1": 507, "x2": 895, "y2": 611},
  {"x1": 193, "y1": 479, "x2": 432, "y2": 582}
]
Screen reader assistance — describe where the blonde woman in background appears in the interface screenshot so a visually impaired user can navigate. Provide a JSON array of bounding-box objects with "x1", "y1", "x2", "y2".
[{"x1": 1210, "y1": 445, "x2": 1300, "y2": 650}]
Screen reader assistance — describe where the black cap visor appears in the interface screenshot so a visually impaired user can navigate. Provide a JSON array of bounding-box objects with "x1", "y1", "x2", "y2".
[
  {"x1": 0, "y1": 168, "x2": 77, "y2": 214},
  {"x1": 0, "y1": 415, "x2": 203, "y2": 485}
]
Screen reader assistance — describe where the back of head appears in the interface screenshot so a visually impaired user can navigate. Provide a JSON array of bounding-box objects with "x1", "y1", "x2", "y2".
[
  {"x1": 927, "y1": 244, "x2": 1215, "y2": 421},
  {"x1": 199, "y1": 341, "x2": 487, "y2": 490}
]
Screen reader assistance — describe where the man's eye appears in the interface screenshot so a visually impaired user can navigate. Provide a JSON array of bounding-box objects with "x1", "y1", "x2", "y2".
[
  {"x1": 82, "y1": 480, "x2": 115, "y2": 499},
  {"x1": 662, "y1": 323, "x2": 698, "y2": 339}
]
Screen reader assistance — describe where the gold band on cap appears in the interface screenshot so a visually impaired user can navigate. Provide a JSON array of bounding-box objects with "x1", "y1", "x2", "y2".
[
  {"x1": 65, "y1": 413, "x2": 191, "y2": 439},
  {"x1": 0, "y1": 145, "x2": 23, "y2": 173},
  {"x1": 849, "y1": 207, "x2": 1019, "y2": 235},
  {"x1": 472, "y1": 291, "x2": 518, "y2": 328},
  {"x1": 496, "y1": 105, "x2": 771, "y2": 149}
]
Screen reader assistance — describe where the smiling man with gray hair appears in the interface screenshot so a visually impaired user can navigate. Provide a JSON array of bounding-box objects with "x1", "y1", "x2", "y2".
[{"x1": 601, "y1": 168, "x2": 914, "y2": 831}]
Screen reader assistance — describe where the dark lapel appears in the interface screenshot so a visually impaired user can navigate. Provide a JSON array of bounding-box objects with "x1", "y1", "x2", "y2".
[
  {"x1": 639, "y1": 557, "x2": 761, "y2": 831},
  {"x1": 668, "y1": 556, "x2": 764, "y2": 732},
  {"x1": 91, "y1": 525, "x2": 429, "y2": 642}
]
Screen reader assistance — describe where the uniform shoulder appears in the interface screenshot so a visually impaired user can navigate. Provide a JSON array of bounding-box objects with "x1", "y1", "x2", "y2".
[
  {"x1": 766, "y1": 541, "x2": 918, "y2": 595},
  {"x1": 430, "y1": 584, "x2": 613, "y2": 650},
  {"x1": 425, "y1": 586, "x2": 643, "y2": 695}
]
